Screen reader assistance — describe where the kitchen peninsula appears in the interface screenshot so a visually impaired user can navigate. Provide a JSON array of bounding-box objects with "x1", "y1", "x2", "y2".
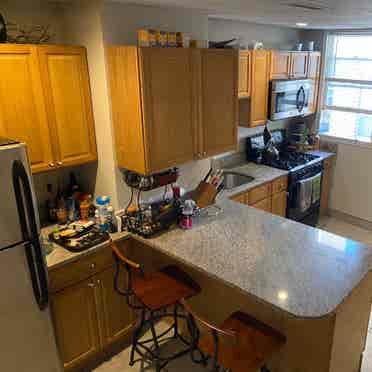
[{"x1": 46, "y1": 196, "x2": 372, "y2": 372}]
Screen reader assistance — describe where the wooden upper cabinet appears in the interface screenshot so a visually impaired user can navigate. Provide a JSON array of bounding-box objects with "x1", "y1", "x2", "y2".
[
  {"x1": 0, "y1": 45, "x2": 54, "y2": 172},
  {"x1": 108, "y1": 46, "x2": 237, "y2": 174},
  {"x1": 37, "y1": 45, "x2": 97, "y2": 168},
  {"x1": 238, "y1": 51, "x2": 251, "y2": 98},
  {"x1": 250, "y1": 50, "x2": 270, "y2": 127},
  {"x1": 290, "y1": 52, "x2": 309, "y2": 78},
  {"x1": 140, "y1": 48, "x2": 196, "y2": 172},
  {"x1": 307, "y1": 52, "x2": 322, "y2": 113},
  {"x1": 270, "y1": 51, "x2": 291, "y2": 79},
  {"x1": 199, "y1": 49, "x2": 238, "y2": 157}
]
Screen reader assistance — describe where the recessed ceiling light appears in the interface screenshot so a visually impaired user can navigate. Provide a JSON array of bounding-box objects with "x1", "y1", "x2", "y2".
[{"x1": 296, "y1": 22, "x2": 308, "y2": 27}]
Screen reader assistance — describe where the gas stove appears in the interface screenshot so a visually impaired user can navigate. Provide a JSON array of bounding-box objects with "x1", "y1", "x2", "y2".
[
  {"x1": 246, "y1": 129, "x2": 322, "y2": 172},
  {"x1": 263, "y1": 152, "x2": 320, "y2": 171},
  {"x1": 246, "y1": 129, "x2": 324, "y2": 227}
]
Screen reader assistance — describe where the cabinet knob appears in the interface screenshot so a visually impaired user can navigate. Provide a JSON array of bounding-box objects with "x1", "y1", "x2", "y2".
[
  {"x1": 203, "y1": 152, "x2": 207, "y2": 156},
  {"x1": 48, "y1": 162, "x2": 55, "y2": 167},
  {"x1": 90, "y1": 263, "x2": 96, "y2": 269},
  {"x1": 88, "y1": 282, "x2": 95, "y2": 288},
  {"x1": 97, "y1": 280, "x2": 101, "y2": 285},
  {"x1": 57, "y1": 161, "x2": 63, "y2": 166}
]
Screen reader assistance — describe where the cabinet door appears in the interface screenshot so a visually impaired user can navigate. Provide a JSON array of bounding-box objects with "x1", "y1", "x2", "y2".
[
  {"x1": 238, "y1": 51, "x2": 251, "y2": 98},
  {"x1": 97, "y1": 267, "x2": 133, "y2": 347},
  {"x1": 307, "y1": 52, "x2": 321, "y2": 113},
  {"x1": 199, "y1": 49, "x2": 238, "y2": 157},
  {"x1": 270, "y1": 51, "x2": 291, "y2": 79},
  {"x1": 51, "y1": 279, "x2": 100, "y2": 370},
  {"x1": 291, "y1": 52, "x2": 309, "y2": 78},
  {"x1": 140, "y1": 48, "x2": 196, "y2": 173},
  {"x1": 38, "y1": 45, "x2": 97, "y2": 168},
  {"x1": 230, "y1": 192, "x2": 247, "y2": 204},
  {"x1": 0, "y1": 45, "x2": 54, "y2": 173},
  {"x1": 251, "y1": 197, "x2": 272, "y2": 213},
  {"x1": 320, "y1": 157, "x2": 333, "y2": 214},
  {"x1": 272, "y1": 191, "x2": 287, "y2": 217},
  {"x1": 250, "y1": 51, "x2": 270, "y2": 127}
]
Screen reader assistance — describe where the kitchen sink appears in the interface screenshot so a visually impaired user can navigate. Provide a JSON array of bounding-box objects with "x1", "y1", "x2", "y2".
[{"x1": 223, "y1": 171, "x2": 255, "y2": 190}]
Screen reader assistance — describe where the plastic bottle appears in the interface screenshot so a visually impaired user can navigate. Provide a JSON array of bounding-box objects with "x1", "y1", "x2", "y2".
[{"x1": 96, "y1": 196, "x2": 111, "y2": 232}]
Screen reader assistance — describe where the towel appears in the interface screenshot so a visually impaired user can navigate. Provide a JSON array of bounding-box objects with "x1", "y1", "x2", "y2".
[
  {"x1": 312, "y1": 173, "x2": 322, "y2": 204},
  {"x1": 298, "y1": 178, "x2": 313, "y2": 212}
]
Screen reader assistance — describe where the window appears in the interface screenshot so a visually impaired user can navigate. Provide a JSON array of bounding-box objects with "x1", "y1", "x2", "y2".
[{"x1": 319, "y1": 33, "x2": 372, "y2": 143}]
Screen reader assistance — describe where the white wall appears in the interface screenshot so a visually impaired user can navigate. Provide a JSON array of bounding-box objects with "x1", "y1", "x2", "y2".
[
  {"x1": 326, "y1": 142, "x2": 372, "y2": 222},
  {"x1": 102, "y1": 1, "x2": 208, "y2": 45},
  {"x1": 1, "y1": 0, "x2": 63, "y2": 43},
  {"x1": 208, "y1": 18, "x2": 300, "y2": 50}
]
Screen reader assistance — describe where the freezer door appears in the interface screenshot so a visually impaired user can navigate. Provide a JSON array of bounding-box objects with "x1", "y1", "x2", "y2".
[
  {"x1": 0, "y1": 143, "x2": 39, "y2": 249},
  {"x1": 0, "y1": 243, "x2": 62, "y2": 372}
]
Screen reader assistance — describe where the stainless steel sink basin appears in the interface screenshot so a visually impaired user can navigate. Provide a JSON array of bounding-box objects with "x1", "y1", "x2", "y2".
[{"x1": 223, "y1": 171, "x2": 255, "y2": 190}]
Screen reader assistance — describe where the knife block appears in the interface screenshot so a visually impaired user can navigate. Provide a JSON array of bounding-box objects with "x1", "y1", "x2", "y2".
[{"x1": 192, "y1": 181, "x2": 218, "y2": 209}]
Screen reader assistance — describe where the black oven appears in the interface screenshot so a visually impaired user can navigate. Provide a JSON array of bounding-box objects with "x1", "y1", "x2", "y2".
[
  {"x1": 269, "y1": 79, "x2": 312, "y2": 121},
  {"x1": 286, "y1": 161, "x2": 323, "y2": 227}
]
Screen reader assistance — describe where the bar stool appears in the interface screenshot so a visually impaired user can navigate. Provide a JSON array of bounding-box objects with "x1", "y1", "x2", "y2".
[
  {"x1": 181, "y1": 298, "x2": 286, "y2": 372},
  {"x1": 111, "y1": 243, "x2": 201, "y2": 371}
]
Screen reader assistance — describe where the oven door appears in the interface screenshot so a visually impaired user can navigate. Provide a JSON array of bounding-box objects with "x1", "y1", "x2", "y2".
[
  {"x1": 287, "y1": 170, "x2": 323, "y2": 226},
  {"x1": 270, "y1": 80, "x2": 312, "y2": 121}
]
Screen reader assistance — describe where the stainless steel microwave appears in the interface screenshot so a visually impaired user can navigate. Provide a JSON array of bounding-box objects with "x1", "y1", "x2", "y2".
[{"x1": 269, "y1": 79, "x2": 312, "y2": 121}]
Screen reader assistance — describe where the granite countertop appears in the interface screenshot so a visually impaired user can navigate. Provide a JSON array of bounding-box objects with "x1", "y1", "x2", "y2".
[
  {"x1": 133, "y1": 198, "x2": 372, "y2": 319},
  {"x1": 43, "y1": 150, "x2": 362, "y2": 319}
]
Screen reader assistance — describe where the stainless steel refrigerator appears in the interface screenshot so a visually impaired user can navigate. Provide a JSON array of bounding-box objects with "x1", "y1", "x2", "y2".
[{"x1": 0, "y1": 138, "x2": 62, "y2": 372}]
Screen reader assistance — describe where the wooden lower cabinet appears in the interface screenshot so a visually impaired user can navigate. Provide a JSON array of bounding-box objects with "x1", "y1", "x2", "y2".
[
  {"x1": 320, "y1": 157, "x2": 334, "y2": 215},
  {"x1": 230, "y1": 193, "x2": 247, "y2": 204},
  {"x1": 50, "y1": 247, "x2": 133, "y2": 371},
  {"x1": 229, "y1": 176, "x2": 288, "y2": 217},
  {"x1": 97, "y1": 267, "x2": 133, "y2": 346},
  {"x1": 271, "y1": 191, "x2": 287, "y2": 217},
  {"x1": 252, "y1": 197, "x2": 272, "y2": 213},
  {"x1": 51, "y1": 279, "x2": 101, "y2": 370}
]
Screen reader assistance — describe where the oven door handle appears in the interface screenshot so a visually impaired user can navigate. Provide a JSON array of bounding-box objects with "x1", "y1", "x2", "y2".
[{"x1": 296, "y1": 86, "x2": 306, "y2": 112}]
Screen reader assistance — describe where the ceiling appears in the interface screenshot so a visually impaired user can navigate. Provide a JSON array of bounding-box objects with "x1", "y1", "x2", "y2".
[{"x1": 111, "y1": 0, "x2": 372, "y2": 29}]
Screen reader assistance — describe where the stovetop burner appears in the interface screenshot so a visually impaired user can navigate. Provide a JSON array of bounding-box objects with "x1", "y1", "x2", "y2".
[{"x1": 263, "y1": 152, "x2": 320, "y2": 171}]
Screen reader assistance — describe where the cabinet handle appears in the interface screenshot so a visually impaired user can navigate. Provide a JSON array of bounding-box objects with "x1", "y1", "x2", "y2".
[
  {"x1": 57, "y1": 161, "x2": 63, "y2": 166},
  {"x1": 48, "y1": 162, "x2": 55, "y2": 167},
  {"x1": 90, "y1": 263, "x2": 96, "y2": 269},
  {"x1": 88, "y1": 282, "x2": 95, "y2": 288}
]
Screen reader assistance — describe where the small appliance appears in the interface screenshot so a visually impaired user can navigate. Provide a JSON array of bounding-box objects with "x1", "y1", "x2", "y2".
[{"x1": 269, "y1": 79, "x2": 313, "y2": 121}]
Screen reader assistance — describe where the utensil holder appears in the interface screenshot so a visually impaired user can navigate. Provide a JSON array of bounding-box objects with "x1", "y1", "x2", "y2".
[{"x1": 192, "y1": 181, "x2": 218, "y2": 209}]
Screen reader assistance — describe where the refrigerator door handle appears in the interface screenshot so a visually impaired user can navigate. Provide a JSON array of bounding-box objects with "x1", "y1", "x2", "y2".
[{"x1": 12, "y1": 160, "x2": 49, "y2": 310}]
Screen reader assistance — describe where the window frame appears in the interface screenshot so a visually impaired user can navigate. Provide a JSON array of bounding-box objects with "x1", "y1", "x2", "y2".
[{"x1": 319, "y1": 31, "x2": 372, "y2": 145}]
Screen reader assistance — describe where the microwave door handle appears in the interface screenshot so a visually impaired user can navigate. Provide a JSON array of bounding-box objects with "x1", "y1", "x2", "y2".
[
  {"x1": 296, "y1": 86, "x2": 306, "y2": 112},
  {"x1": 12, "y1": 160, "x2": 49, "y2": 310}
]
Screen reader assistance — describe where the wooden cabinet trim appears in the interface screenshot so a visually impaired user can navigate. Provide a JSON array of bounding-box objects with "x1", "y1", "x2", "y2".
[
  {"x1": 251, "y1": 197, "x2": 272, "y2": 213},
  {"x1": 49, "y1": 247, "x2": 114, "y2": 293},
  {"x1": 272, "y1": 176, "x2": 288, "y2": 194},
  {"x1": 249, "y1": 182, "x2": 272, "y2": 204},
  {"x1": 238, "y1": 50, "x2": 251, "y2": 99},
  {"x1": 272, "y1": 191, "x2": 287, "y2": 217}
]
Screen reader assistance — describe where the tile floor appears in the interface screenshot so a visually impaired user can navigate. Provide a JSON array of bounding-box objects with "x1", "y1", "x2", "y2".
[{"x1": 94, "y1": 216, "x2": 372, "y2": 372}]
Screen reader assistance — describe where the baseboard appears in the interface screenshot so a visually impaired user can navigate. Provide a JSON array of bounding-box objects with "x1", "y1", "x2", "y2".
[{"x1": 329, "y1": 209, "x2": 372, "y2": 232}]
